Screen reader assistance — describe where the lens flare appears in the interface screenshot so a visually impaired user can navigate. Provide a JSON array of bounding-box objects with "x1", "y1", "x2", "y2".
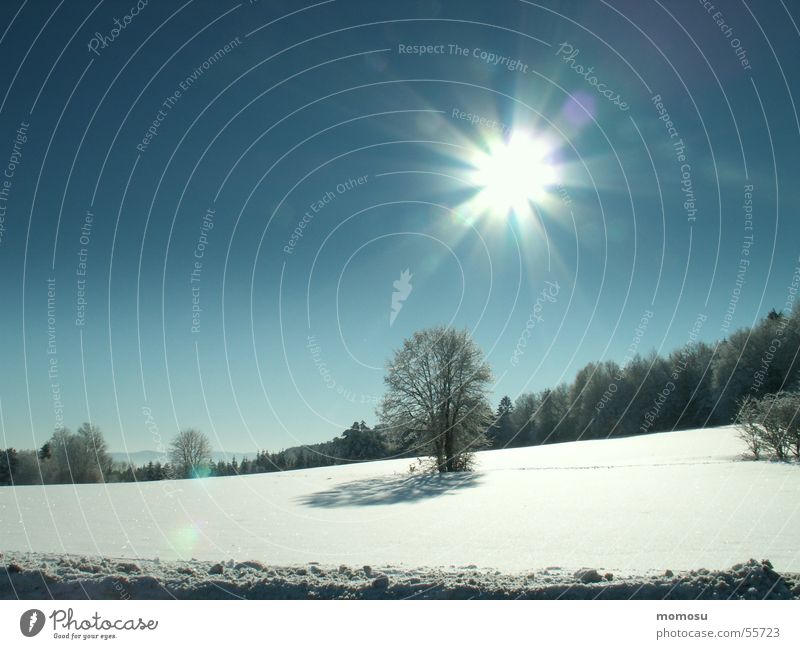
[{"x1": 466, "y1": 131, "x2": 559, "y2": 220}]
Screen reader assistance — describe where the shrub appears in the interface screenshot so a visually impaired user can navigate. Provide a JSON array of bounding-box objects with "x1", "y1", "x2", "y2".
[{"x1": 735, "y1": 391, "x2": 800, "y2": 460}]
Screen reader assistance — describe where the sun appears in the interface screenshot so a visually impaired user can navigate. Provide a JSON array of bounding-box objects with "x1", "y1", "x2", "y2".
[{"x1": 467, "y1": 131, "x2": 559, "y2": 220}]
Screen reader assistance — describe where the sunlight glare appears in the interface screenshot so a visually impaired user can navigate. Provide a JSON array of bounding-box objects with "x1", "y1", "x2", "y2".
[{"x1": 468, "y1": 131, "x2": 558, "y2": 220}]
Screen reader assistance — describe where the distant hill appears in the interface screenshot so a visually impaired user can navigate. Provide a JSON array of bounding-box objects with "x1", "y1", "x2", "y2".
[{"x1": 110, "y1": 450, "x2": 253, "y2": 465}]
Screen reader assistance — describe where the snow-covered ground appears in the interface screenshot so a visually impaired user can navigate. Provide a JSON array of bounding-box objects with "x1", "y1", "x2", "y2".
[{"x1": 1, "y1": 426, "x2": 799, "y2": 578}]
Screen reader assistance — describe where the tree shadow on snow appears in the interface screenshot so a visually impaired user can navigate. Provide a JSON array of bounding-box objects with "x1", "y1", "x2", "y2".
[{"x1": 298, "y1": 471, "x2": 481, "y2": 508}]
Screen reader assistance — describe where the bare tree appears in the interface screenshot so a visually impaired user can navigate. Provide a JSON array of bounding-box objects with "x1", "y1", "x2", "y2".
[
  {"x1": 379, "y1": 326, "x2": 493, "y2": 472},
  {"x1": 169, "y1": 429, "x2": 212, "y2": 478},
  {"x1": 43, "y1": 424, "x2": 112, "y2": 484},
  {"x1": 77, "y1": 422, "x2": 113, "y2": 481},
  {"x1": 736, "y1": 392, "x2": 800, "y2": 461},
  {"x1": 735, "y1": 395, "x2": 763, "y2": 460}
]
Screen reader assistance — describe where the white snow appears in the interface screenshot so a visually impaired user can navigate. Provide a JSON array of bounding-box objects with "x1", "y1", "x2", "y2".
[{"x1": 1, "y1": 426, "x2": 799, "y2": 573}]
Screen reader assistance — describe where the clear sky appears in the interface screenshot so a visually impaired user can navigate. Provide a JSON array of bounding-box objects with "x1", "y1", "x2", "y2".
[{"x1": 0, "y1": 0, "x2": 798, "y2": 453}]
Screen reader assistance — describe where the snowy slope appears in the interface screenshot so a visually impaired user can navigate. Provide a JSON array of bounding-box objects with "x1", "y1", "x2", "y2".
[{"x1": 1, "y1": 426, "x2": 798, "y2": 573}]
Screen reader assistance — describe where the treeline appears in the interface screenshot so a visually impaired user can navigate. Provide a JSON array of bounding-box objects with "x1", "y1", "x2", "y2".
[
  {"x1": 487, "y1": 306, "x2": 800, "y2": 448},
  {"x1": 0, "y1": 421, "x2": 395, "y2": 485},
  {"x1": 131, "y1": 421, "x2": 392, "y2": 481},
  {"x1": 0, "y1": 424, "x2": 113, "y2": 486},
  {"x1": 2, "y1": 305, "x2": 799, "y2": 486},
  {"x1": 206, "y1": 421, "x2": 392, "y2": 477}
]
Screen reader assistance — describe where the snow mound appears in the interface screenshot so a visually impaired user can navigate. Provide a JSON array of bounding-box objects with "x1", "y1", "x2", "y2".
[{"x1": 1, "y1": 553, "x2": 797, "y2": 600}]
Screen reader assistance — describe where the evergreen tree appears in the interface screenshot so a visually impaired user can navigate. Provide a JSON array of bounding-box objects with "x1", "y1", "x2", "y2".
[
  {"x1": 38, "y1": 442, "x2": 51, "y2": 461},
  {"x1": 511, "y1": 392, "x2": 540, "y2": 445},
  {"x1": 537, "y1": 386, "x2": 568, "y2": 443},
  {"x1": 488, "y1": 396, "x2": 515, "y2": 447},
  {"x1": 0, "y1": 448, "x2": 18, "y2": 485}
]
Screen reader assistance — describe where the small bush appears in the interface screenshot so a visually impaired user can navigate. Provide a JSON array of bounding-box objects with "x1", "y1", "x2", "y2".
[{"x1": 736, "y1": 391, "x2": 800, "y2": 461}]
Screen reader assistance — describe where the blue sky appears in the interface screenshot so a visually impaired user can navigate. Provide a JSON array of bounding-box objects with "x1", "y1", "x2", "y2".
[{"x1": 0, "y1": 0, "x2": 799, "y2": 453}]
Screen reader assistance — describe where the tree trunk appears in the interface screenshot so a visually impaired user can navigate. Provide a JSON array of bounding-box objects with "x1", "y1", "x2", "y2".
[
  {"x1": 434, "y1": 436, "x2": 445, "y2": 472},
  {"x1": 443, "y1": 430, "x2": 455, "y2": 472}
]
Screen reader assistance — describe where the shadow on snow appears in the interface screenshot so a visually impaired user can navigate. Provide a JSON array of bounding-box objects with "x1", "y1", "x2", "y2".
[{"x1": 298, "y1": 471, "x2": 481, "y2": 508}]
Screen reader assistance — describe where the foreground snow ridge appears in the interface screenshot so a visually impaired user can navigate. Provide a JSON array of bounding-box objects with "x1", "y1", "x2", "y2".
[
  {"x1": 1, "y1": 427, "x2": 799, "y2": 579},
  {"x1": 2, "y1": 554, "x2": 798, "y2": 599}
]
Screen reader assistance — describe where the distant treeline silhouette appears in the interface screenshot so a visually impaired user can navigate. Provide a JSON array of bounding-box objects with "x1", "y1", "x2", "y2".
[{"x1": 2, "y1": 305, "x2": 799, "y2": 485}]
